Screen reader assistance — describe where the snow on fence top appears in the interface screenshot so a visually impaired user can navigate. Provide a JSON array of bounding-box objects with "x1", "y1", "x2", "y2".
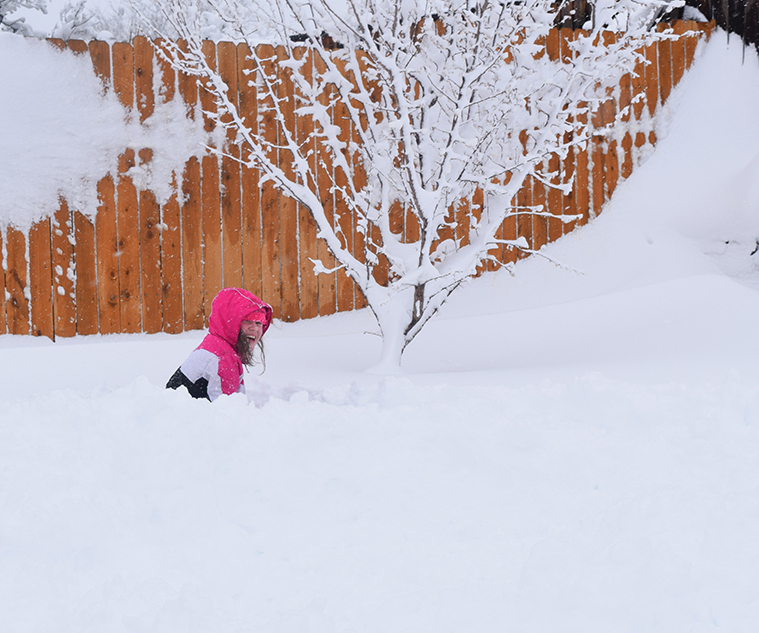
[{"x1": 0, "y1": 32, "x2": 212, "y2": 233}]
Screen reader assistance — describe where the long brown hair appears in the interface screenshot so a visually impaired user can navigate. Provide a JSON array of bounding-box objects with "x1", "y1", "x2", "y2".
[{"x1": 236, "y1": 330, "x2": 266, "y2": 372}]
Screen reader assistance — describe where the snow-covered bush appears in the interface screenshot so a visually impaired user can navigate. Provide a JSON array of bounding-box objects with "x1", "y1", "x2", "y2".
[{"x1": 146, "y1": 0, "x2": 682, "y2": 369}]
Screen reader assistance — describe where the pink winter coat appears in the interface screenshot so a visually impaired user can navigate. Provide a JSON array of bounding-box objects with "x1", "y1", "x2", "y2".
[{"x1": 172, "y1": 288, "x2": 272, "y2": 400}]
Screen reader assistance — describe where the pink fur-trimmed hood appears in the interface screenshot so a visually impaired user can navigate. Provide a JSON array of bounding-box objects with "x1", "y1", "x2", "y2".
[{"x1": 207, "y1": 288, "x2": 272, "y2": 347}]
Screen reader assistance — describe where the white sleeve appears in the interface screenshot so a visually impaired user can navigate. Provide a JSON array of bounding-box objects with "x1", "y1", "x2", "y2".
[{"x1": 180, "y1": 349, "x2": 224, "y2": 402}]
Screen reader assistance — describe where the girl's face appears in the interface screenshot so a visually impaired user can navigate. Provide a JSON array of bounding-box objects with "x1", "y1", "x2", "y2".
[{"x1": 240, "y1": 319, "x2": 264, "y2": 343}]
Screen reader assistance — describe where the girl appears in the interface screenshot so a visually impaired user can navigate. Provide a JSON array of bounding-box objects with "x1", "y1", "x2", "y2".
[{"x1": 166, "y1": 287, "x2": 273, "y2": 401}]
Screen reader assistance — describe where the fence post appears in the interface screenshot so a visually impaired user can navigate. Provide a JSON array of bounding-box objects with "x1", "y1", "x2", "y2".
[
  {"x1": 296, "y1": 47, "x2": 320, "y2": 319},
  {"x1": 218, "y1": 41, "x2": 244, "y2": 291},
  {"x1": 0, "y1": 230, "x2": 6, "y2": 334},
  {"x1": 314, "y1": 52, "x2": 338, "y2": 316},
  {"x1": 257, "y1": 43, "x2": 284, "y2": 319},
  {"x1": 238, "y1": 43, "x2": 264, "y2": 303},
  {"x1": 134, "y1": 36, "x2": 163, "y2": 334},
  {"x1": 278, "y1": 50, "x2": 301, "y2": 322},
  {"x1": 200, "y1": 41, "x2": 223, "y2": 324},
  {"x1": 28, "y1": 219, "x2": 53, "y2": 339},
  {"x1": 175, "y1": 40, "x2": 204, "y2": 331},
  {"x1": 52, "y1": 201, "x2": 76, "y2": 337},
  {"x1": 112, "y1": 42, "x2": 142, "y2": 333},
  {"x1": 152, "y1": 40, "x2": 184, "y2": 335},
  {"x1": 4, "y1": 227, "x2": 30, "y2": 335}
]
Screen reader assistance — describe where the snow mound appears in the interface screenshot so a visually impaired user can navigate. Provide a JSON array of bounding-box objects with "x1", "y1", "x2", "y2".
[{"x1": 0, "y1": 33, "x2": 210, "y2": 231}]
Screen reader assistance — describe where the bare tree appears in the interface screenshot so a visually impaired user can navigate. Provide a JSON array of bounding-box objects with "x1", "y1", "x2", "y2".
[
  {"x1": 147, "y1": 0, "x2": 679, "y2": 370},
  {"x1": 1, "y1": 0, "x2": 47, "y2": 35}
]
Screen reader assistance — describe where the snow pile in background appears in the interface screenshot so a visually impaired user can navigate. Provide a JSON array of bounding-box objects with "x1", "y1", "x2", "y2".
[
  {"x1": 1, "y1": 31, "x2": 759, "y2": 633},
  {"x1": 0, "y1": 33, "x2": 210, "y2": 232}
]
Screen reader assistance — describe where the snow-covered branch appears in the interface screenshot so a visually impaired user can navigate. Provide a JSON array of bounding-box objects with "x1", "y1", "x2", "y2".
[{"x1": 142, "y1": 0, "x2": 682, "y2": 369}]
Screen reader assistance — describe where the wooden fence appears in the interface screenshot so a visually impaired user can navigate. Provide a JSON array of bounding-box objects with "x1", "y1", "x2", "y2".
[{"x1": 0, "y1": 21, "x2": 711, "y2": 339}]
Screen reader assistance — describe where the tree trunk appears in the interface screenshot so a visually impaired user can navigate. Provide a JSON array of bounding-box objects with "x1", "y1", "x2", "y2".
[{"x1": 365, "y1": 286, "x2": 416, "y2": 373}]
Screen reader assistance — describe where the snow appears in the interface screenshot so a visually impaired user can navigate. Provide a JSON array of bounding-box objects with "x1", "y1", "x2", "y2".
[
  {"x1": 2, "y1": 30, "x2": 759, "y2": 632},
  {"x1": 0, "y1": 32, "x2": 211, "y2": 232}
]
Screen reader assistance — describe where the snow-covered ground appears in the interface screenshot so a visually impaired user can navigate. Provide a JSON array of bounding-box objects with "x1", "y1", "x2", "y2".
[{"x1": 3, "y1": 31, "x2": 759, "y2": 632}]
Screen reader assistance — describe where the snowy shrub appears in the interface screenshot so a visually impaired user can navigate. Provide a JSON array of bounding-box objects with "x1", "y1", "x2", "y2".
[{"x1": 146, "y1": 0, "x2": 683, "y2": 369}]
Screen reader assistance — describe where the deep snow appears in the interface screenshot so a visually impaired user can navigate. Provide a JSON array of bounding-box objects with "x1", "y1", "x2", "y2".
[{"x1": 2, "y1": 31, "x2": 759, "y2": 632}]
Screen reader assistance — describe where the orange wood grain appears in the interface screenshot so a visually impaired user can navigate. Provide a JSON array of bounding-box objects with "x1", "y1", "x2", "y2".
[
  {"x1": 276, "y1": 45, "x2": 301, "y2": 321},
  {"x1": 52, "y1": 200, "x2": 76, "y2": 337},
  {"x1": 135, "y1": 39, "x2": 163, "y2": 333},
  {"x1": 238, "y1": 44, "x2": 264, "y2": 300},
  {"x1": 0, "y1": 230, "x2": 6, "y2": 334},
  {"x1": 314, "y1": 51, "x2": 337, "y2": 317},
  {"x1": 201, "y1": 42, "x2": 223, "y2": 323},
  {"x1": 295, "y1": 47, "x2": 320, "y2": 319},
  {"x1": 5, "y1": 227, "x2": 30, "y2": 335},
  {"x1": 257, "y1": 44, "x2": 283, "y2": 319},
  {"x1": 113, "y1": 43, "x2": 142, "y2": 333},
  {"x1": 656, "y1": 24, "x2": 673, "y2": 105},
  {"x1": 28, "y1": 219, "x2": 54, "y2": 339},
  {"x1": 176, "y1": 43, "x2": 205, "y2": 330},
  {"x1": 218, "y1": 41, "x2": 243, "y2": 290}
]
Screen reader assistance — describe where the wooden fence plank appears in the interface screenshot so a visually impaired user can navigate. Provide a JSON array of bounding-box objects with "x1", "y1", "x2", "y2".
[
  {"x1": 116, "y1": 150, "x2": 142, "y2": 333},
  {"x1": 620, "y1": 132, "x2": 634, "y2": 180},
  {"x1": 153, "y1": 43, "x2": 183, "y2": 334},
  {"x1": 176, "y1": 41, "x2": 204, "y2": 330},
  {"x1": 66, "y1": 38, "x2": 97, "y2": 337},
  {"x1": 113, "y1": 42, "x2": 142, "y2": 333},
  {"x1": 95, "y1": 174, "x2": 121, "y2": 334},
  {"x1": 218, "y1": 41, "x2": 243, "y2": 291},
  {"x1": 619, "y1": 61, "x2": 634, "y2": 182},
  {"x1": 28, "y1": 219, "x2": 53, "y2": 339},
  {"x1": 532, "y1": 168, "x2": 548, "y2": 251},
  {"x1": 202, "y1": 150, "x2": 223, "y2": 317},
  {"x1": 181, "y1": 157, "x2": 204, "y2": 330},
  {"x1": 453, "y1": 196, "x2": 471, "y2": 257},
  {"x1": 74, "y1": 212, "x2": 98, "y2": 335},
  {"x1": 201, "y1": 41, "x2": 223, "y2": 322},
  {"x1": 574, "y1": 139, "x2": 590, "y2": 227},
  {"x1": 276, "y1": 45, "x2": 300, "y2": 321},
  {"x1": 644, "y1": 38, "x2": 659, "y2": 118},
  {"x1": 562, "y1": 142, "x2": 578, "y2": 235},
  {"x1": 543, "y1": 27, "x2": 563, "y2": 246},
  {"x1": 135, "y1": 37, "x2": 163, "y2": 333},
  {"x1": 5, "y1": 227, "x2": 30, "y2": 335},
  {"x1": 671, "y1": 21, "x2": 687, "y2": 86},
  {"x1": 683, "y1": 21, "x2": 699, "y2": 68},
  {"x1": 314, "y1": 52, "x2": 337, "y2": 316},
  {"x1": 91, "y1": 35, "x2": 121, "y2": 336},
  {"x1": 0, "y1": 230, "x2": 6, "y2": 334},
  {"x1": 516, "y1": 177, "x2": 533, "y2": 258},
  {"x1": 604, "y1": 138, "x2": 619, "y2": 200},
  {"x1": 657, "y1": 24, "x2": 673, "y2": 105},
  {"x1": 546, "y1": 152, "x2": 563, "y2": 243},
  {"x1": 590, "y1": 138, "x2": 605, "y2": 216},
  {"x1": 631, "y1": 48, "x2": 646, "y2": 121},
  {"x1": 349, "y1": 54, "x2": 370, "y2": 305},
  {"x1": 238, "y1": 44, "x2": 264, "y2": 301},
  {"x1": 295, "y1": 48, "x2": 319, "y2": 319},
  {"x1": 52, "y1": 200, "x2": 76, "y2": 337},
  {"x1": 560, "y1": 28, "x2": 579, "y2": 235},
  {"x1": 501, "y1": 200, "x2": 519, "y2": 264},
  {"x1": 161, "y1": 184, "x2": 183, "y2": 334},
  {"x1": 258, "y1": 44, "x2": 282, "y2": 319},
  {"x1": 333, "y1": 59, "x2": 355, "y2": 314}
]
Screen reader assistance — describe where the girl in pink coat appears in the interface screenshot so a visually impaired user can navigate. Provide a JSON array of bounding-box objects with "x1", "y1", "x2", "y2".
[{"x1": 166, "y1": 288, "x2": 273, "y2": 401}]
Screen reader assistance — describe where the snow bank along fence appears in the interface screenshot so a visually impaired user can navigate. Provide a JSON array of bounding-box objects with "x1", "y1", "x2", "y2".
[{"x1": 1, "y1": 21, "x2": 711, "y2": 339}]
